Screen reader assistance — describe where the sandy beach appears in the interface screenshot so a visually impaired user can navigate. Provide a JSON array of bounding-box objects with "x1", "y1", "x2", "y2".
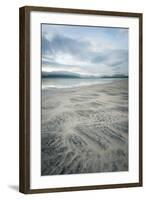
[{"x1": 41, "y1": 79, "x2": 128, "y2": 175}]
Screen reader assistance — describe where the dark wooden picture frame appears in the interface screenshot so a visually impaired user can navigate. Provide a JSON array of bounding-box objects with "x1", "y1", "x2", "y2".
[{"x1": 19, "y1": 6, "x2": 143, "y2": 194}]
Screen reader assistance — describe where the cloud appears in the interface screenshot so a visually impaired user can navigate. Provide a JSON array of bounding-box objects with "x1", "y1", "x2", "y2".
[
  {"x1": 42, "y1": 33, "x2": 91, "y2": 63},
  {"x1": 41, "y1": 25, "x2": 128, "y2": 76}
]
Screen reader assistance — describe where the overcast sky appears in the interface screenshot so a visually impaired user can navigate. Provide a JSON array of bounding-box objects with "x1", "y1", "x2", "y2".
[{"x1": 41, "y1": 24, "x2": 128, "y2": 77}]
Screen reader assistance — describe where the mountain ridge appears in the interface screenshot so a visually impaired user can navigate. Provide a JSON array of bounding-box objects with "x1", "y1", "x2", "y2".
[{"x1": 42, "y1": 71, "x2": 128, "y2": 79}]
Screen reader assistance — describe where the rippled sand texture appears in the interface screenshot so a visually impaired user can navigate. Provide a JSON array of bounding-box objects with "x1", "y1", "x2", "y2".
[{"x1": 41, "y1": 80, "x2": 128, "y2": 175}]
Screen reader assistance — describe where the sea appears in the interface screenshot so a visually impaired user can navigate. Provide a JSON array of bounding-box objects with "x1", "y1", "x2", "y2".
[{"x1": 42, "y1": 77, "x2": 127, "y2": 89}]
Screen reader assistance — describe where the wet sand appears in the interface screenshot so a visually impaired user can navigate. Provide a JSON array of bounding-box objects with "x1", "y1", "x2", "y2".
[{"x1": 41, "y1": 79, "x2": 128, "y2": 175}]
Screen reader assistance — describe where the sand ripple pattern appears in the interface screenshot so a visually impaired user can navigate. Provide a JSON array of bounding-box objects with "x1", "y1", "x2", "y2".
[{"x1": 41, "y1": 80, "x2": 128, "y2": 175}]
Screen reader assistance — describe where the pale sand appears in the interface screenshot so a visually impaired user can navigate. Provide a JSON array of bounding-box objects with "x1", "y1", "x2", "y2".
[{"x1": 41, "y1": 79, "x2": 128, "y2": 175}]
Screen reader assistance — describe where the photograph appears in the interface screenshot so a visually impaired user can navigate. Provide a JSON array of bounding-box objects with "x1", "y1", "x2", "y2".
[
  {"x1": 41, "y1": 24, "x2": 129, "y2": 176},
  {"x1": 20, "y1": 6, "x2": 142, "y2": 193}
]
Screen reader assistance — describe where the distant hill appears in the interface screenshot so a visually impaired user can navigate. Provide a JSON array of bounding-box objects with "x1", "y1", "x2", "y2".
[
  {"x1": 42, "y1": 71, "x2": 81, "y2": 78},
  {"x1": 100, "y1": 74, "x2": 128, "y2": 78},
  {"x1": 42, "y1": 71, "x2": 128, "y2": 79}
]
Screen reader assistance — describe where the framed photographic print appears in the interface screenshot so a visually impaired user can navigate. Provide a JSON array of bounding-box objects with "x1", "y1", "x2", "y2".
[{"x1": 19, "y1": 6, "x2": 143, "y2": 194}]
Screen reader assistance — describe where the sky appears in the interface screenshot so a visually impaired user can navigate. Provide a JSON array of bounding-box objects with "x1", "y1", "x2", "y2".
[{"x1": 41, "y1": 24, "x2": 128, "y2": 77}]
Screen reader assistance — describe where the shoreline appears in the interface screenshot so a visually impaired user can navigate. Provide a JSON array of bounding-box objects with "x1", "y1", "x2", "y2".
[{"x1": 42, "y1": 78, "x2": 128, "y2": 91}]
